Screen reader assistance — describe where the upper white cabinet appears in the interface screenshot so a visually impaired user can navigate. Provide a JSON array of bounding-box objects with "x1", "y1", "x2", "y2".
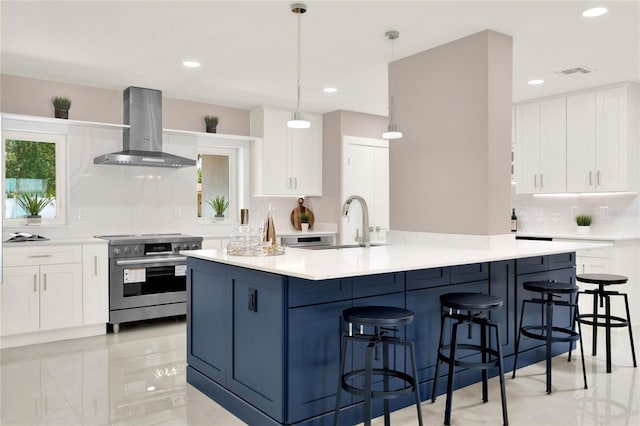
[
  {"x1": 250, "y1": 106, "x2": 323, "y2": 196},
  {"x1": 567, "y1": 84, "x2": 638, "y2": 192},
  {"x1": 515, "y1": 97, "x2": 567, "y2": 193}
]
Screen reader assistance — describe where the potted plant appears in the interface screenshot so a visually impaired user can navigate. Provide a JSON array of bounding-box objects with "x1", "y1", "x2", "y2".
[
  {"x1": 204, "y1": 115, "x2": 219, "y2": 133},
  {"x1": 17, "y1": 193, "x2": 53, "y2": 224},
  {"x1": 300, "y1": 212, "x2": 310, "y2": 231},
  {"x1": 207, "y1": 195, "x2": 229, "y2": 220},
  {"x1": 576, "y1": 214, "x2": 592, "y2": 234},
  {"x1": 52, "y1": 97, "x2": 71, "y2": 119}
]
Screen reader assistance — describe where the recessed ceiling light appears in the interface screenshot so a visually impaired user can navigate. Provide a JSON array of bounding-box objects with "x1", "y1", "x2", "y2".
[
  {"x1": 528, "y1": 79, "x2": 544, "y2": 85},
  {"x1": 182, "y1": 60, "x2": 201, "y2": 68},
  {"x1": 323, "y1": 87, "x2": 337, "y2": 93},
  {"x1": 582, "y1": 7, "x2": 608, "y2": 17}
]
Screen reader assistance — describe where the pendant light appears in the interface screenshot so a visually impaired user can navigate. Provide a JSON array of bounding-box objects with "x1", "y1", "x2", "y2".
[
  {"x1": 287, "y1": 3, "x2": 311, "y2": 129},
  {"x1": 382, "y1": 30, "x2": 403, "y2": 140}
]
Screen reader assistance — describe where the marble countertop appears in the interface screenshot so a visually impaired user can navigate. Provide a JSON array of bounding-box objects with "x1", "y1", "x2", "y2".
[
  {"x1": 183, "y1": 238, "x2": 606, "y2": 281},
  {"x1": 3, "y1": 237, "x2": 108, "y2": 247}
]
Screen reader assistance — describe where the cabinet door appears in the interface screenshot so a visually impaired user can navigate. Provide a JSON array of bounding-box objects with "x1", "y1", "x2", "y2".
[
  {"x1": 567, "y1": 92, "x2": 596, "y2": 192},
  {"x1": 539, "y1": 97, "x2": 566, "y2": 193},
  {"x1": 595, "y1": 86, "x2": 628, "y2": 192},
  {"x1": 289, "y1": 113, "x2": 323, "y2": 196},
  {"x1": 82, "y1": 244, "x2": 108, "y2": 325},
  {"x1": 39, "y1": 263, "x2": 83, "y2": 331},
  {"x1": 288, "y1": 300, "x2": 352, "y2": 423},
  {"x1": 515, "y1": 102, "x2": 540, "y2": 193},
  {"x1": 261, "y1": 108, "x2": 290, "y2": 195},
  {"x1": 0, "y1": 266, "x2": 40, "y2": 335}
]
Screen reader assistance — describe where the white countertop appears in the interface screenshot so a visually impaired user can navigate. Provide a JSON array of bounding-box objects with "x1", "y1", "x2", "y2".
[
  {"x1": 3, "y1": 237, "x2": 108, "y2": 247},
  {"x1": 516, "y1": 232, "x2": 640, "y2": 241},
  {"x1": 184, "y1": 237, "x2": 606, "y2": 281}
]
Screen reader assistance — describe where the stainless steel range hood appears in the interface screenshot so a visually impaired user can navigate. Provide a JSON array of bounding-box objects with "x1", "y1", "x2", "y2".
[{"x1": 94, "y1": 87, "x2": 196, "y2": 168}]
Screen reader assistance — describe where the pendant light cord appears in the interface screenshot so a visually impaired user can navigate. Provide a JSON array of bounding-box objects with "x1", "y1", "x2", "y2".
[{"x1": 296, "y1": 10, "x2": 302, "y2": 115}]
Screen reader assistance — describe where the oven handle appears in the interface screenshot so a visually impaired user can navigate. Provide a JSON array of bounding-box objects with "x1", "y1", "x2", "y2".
[{"x1": 115, "y1": 256, "x2": 187, "y2": 266}]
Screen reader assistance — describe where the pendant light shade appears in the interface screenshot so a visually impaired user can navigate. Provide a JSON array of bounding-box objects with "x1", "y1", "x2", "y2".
[
  {"x1": 382, "y1": 30, "x2": 402, "y2": 140},
  {"x1": 287, "y1": 3, "x2": 311, "y2": 129}
]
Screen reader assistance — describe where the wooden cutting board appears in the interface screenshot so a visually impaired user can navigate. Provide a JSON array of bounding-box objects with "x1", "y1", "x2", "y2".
[{"x1": 290, "y1": 198, "x2": 315, "y2": 230}]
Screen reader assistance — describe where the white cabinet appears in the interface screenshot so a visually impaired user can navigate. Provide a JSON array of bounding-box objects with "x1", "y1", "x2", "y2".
[
  {"x1": 1, "y1": 245, "x2": 83, "y2": 336},
  {"x1": 251, "y1": 106, "x2": 323, "y2": 196},
  {"x1": 566, "y1": 84, "x2": 638, "y2": 192},
  {"x1": 514, "y1": 97, "x2": 566, "y2": 193},
  {"x1": 82, "y1": 244, "x2": 109, "y2": 325}
]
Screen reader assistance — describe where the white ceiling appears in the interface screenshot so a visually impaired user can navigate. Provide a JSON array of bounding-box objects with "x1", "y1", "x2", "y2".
[{"x1": 1, "y1": 1, "x2": 638, "y2": 116}]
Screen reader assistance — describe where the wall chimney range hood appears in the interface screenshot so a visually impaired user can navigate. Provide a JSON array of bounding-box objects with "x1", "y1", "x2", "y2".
[{"x1": 94, "y1": 87, "x2": 196, "y2": 168}]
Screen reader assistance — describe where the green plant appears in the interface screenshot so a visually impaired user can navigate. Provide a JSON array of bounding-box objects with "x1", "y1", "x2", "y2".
[
  {"x1": 204, "y1": 115, "x2": 219, "y2": 127},
  {"x1": 576, "y1": 214, "x2": 592, "y2": 226},
  {"x1": 207, "y1": 195, "x2": 229, "y2": 216},
  {"x1": 300, "y1": 212, "x2": 310, "y2": 223},
  {"x1": 17, "y1": 193, "x2": 53, "y2": 216},
  {"x1": 52, "y1": 97, "x2": 71, "y2": 110}
]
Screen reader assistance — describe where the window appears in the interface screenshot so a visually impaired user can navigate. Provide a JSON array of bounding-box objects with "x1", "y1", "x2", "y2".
[
  {"x1": 3, "y1": 131, "x2": 67, "y2": 225},
  {"x1": 196, "y1": 144, "x2": 239, "y2": 223}
]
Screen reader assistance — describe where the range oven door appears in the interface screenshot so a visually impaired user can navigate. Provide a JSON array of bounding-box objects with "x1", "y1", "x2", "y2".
[{"x1": 109, "y1": 255, "x2": 187, "y2": 310}]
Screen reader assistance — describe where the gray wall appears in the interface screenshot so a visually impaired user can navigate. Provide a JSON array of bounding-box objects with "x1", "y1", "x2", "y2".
[
  {"x1": 389, "y1": 30, "x2": 512, "y2": 235},
  {"x1": 0, "y1": 74, "x2": 250, "y2": 135}
]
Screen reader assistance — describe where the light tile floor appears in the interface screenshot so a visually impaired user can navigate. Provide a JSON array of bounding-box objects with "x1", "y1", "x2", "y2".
[{"x1": 1, "y1": 318, "x2": 637, "y2": 425}]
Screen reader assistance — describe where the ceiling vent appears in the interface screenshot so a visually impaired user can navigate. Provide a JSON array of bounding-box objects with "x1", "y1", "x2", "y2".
[{"x1": 560, "y1": 66, "x2": 594, "y2": 75}]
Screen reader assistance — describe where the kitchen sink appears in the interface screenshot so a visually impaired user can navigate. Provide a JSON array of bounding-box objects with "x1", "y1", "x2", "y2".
[{"x1": 298, "y1": 243, "x2": 387, "y2": 250}]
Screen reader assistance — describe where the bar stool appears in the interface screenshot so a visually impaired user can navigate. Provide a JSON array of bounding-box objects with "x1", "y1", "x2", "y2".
[
  {"x1": 512, "y1": 280, "x2": 587, "y2": 394},
  {"x1": 576, "y1": 273, "x2": 637, "y2": 373},
  {"x1": 431, "y1": 292, "x2": 508, "y2": 426},
  {"x1": 334, "y1": 305, "x2": 423, "y2": 426}
]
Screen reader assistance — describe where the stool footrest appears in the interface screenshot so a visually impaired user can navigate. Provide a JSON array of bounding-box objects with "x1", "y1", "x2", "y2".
[
  {"x1": 521, "y1": 325, "x2": 580, "y2": 343},
  {"x1": 437, "y1": 343, "x2": 501, "y2": 369},
  {"x1": 341, "y1": 368, "x2": 417, "y2": 400},
  {"x1": 578, "y1": 313, "x2": 629, "y2": 328}
]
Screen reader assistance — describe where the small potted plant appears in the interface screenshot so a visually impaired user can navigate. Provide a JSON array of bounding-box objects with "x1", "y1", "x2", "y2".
[
  {"x1": 576, "y1": 214, "x2": 592, "y2": 234},
  {"x1": 204, "y1": 115, "x2": 219, "y2": 133},
  {"x1": 17, "y1": 193, "x2": 53, "y2": 224},
  {"x1": 207, "y1": 195, "x2": 229, "y2": 220},
  {"x1": 52, "y1": 97, "x2": 71, "y2": 119},
  {"x1": 300, "y1": 212, "x2": 311, "y2": 231}
]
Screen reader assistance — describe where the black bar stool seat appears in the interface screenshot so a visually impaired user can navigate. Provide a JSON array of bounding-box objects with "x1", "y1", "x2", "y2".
[
  {"x1": 513, "y1": 280, "x2": 587, "y2": 394},
  {"x1": 576, "y1": 273, "x2": 637, "y2": 373},
  {"x1": 334, "y1": 306, "x2": 423, "y2": 426},
  {"x1": 432, "y1": 292, "x2": 508, "y2": 426}
]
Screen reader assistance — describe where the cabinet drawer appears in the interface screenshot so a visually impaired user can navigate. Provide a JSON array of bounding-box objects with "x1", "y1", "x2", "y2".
[
  {"x1": 406, "y1": 267, "x2": 450, "y2": 290},
  {"x1": 352, "y1": 273, "x2": 404, "y2": 298},
  {"x1": 4, "y1": 245, "x2": 82, "y2": 267},
  {"x1": 451, "y1": 263, "x2": 489, "y2": 284},
  {"x1": 548, "y1": 252, "x2": 575, "y2": 270},
  {"x1": 288, "y1": 277, "x2": 352, "y2": 308},
  {"x1": 516, "y1": 253, "x2": 576, "y2": 275}
]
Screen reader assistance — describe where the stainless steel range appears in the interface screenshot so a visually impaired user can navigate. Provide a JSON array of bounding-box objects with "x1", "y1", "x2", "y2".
[{"x1": 97, "y1": 233, "x2": 202, "y2": 332}]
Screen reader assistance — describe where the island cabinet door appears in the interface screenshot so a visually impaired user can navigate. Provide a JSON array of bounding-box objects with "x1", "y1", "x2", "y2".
[
  {"x1": 406, "y1": 280, "x2": 489, "y2": 397},
  {"x1": 515, "y1": 267, "x2": 576, "y2": 353},
  {"x1": 187, "y1": 259, "x2": 231, "y2": 385},
  {"x1": 287, "y1": 299, "x2": 352, "y2": 423},
  {"x1": 489, "y1": 260, "x2": 516, "y2": 357},
  {"x1": 228, "y1": 267, "x2": 286, "y2": 423}
]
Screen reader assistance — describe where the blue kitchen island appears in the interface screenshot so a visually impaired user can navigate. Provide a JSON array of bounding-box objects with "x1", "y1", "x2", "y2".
[{"x1": 184, "y1": 237, "x2": 600, "y2": 425}]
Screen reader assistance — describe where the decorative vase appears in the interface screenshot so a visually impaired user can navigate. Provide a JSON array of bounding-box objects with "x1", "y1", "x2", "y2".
[
  {"x1": 206, "y1": 125, "x2": 217, "y2": 133},
  {"x1": 27, "y1": 215, "x2": 42, "y2": 225},
  {"x1": 577, "y1": 225, "x2": 591, "y2": 235},
  {"x1": 301, "y1": 223, "x2": 309, "y2": 232},
  {"x1": 54, "y1": 109, "x2": 69, "y2": 119}
]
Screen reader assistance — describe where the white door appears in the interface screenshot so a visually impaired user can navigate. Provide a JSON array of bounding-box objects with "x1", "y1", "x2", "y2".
[
  {"x1": 341, "y1": 136, "x2": 389, "y2": 244},
  {"x1": 539, "y1": 97, "x2": 566, "y2": 193},
  {"x1": 515, "y1": 102, "x2": 540, "y2": 193},
  {"x1": 39, "y1": 263, "x2": 83, "y2": 331},
  {"x1": 289, "y1": 113, "x2": 323, "y2": 196},
  {"x1": 595, "y1": 86, "x2": 628, "y2": 192},
  {"x1": 567, "y1": 92, "x2": 596, "y2": 192},
  {"x1": 261, "y1": 108, "x2": 290, "y2": 195},
  {"x1": 0, "y1": 266, "x2": 40, "y2": 335}
]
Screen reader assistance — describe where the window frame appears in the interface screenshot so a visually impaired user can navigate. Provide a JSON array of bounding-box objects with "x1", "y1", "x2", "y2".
[{"x1": 2, "y1": 130, "x2": 68, "y2": 226}]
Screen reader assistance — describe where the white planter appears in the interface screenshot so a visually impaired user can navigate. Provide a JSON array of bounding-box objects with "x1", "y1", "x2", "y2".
[
  {"x1": 576, "y1": 225, "x2": 591, "y2": 234},
  {"x1": 301, "y1": 223, "x2": 310, "y2": 232},
  {"x1": 27, "y1": 215, "x2": 41, "y2": 225}
]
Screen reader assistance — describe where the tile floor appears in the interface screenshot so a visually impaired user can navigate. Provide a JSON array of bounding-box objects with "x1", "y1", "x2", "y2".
[{"x1": 1, "y1": 318, "x2": 638, "y2": 426}]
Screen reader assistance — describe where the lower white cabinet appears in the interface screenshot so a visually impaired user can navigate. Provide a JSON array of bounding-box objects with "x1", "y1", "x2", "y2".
[{"x1": 1, "y1": 242, "x2": 108, "y2": 342}]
